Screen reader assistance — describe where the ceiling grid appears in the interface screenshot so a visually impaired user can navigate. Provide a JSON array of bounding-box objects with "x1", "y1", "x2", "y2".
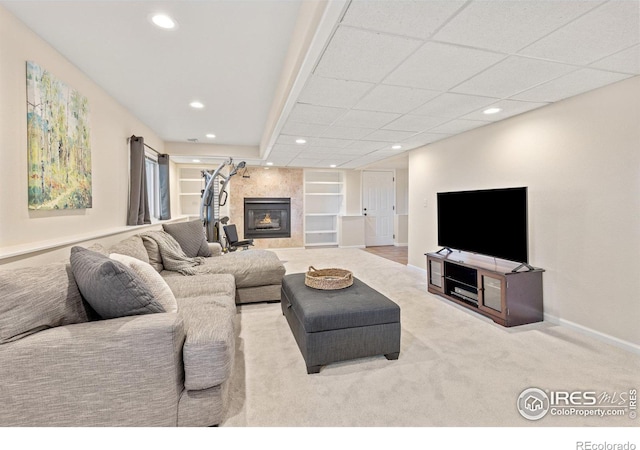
[
  {"x1": 272, "y1": 0, "x2": 639, "y2": 169},
  {"x1": 3, "y1": 0, "x2": 638, "y2": 169}
]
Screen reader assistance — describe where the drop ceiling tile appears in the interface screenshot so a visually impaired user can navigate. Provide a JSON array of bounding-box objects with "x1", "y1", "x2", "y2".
[
  {"x1": 332, "y1": 109, "x2": 400, "y2": 129},
  {"x1": 402, "y1": 131, "x2": 452, "y2": 147},
  {"x1": 433, "y1": 0, "x2": 602, "y2": 53},
  {"x1": 590, "y1": 45, "x2": 640, "y2": 75},
  {"x1": 321, "y1": 126, "x2": 376, "y2": 140},
  {"x1": 382, "y1": 114, "x2": 447, "y2": 132},
  {"x1": 341, "y1": 156, "x2": 373, "y2": 167},
  {"x1": 341, "y1": 0, "x2": 466, "y2": 40},
  {"x1": 429, "y1": 119, "x2": 489, "y2": 134},
  {"x1": 519, "y1": 1, "x2": 640, "y2": 65},
  {"x1": 314, "y1": 27, "x2": 423, "y2": 83},
  {"x1": 298, "y1": 75, "x2": 375, "y2": 108},
  {"x1": 354, "y1": 84, "x2": 441, "y2": 114},
  {"x1": 384, "y1": 42, "x2": 506, "y2": 91},
  {"x1": 319, "y1": 157, "x2": 352, "y2": 165},
  {"x1": 265, "y1": 156, "x2": 295, "y2": 166},
  {"x1": 288, "y1": 103, "x2": 347, "y2": 125},
  {"x1": 276, "y1": 135, "x2": 307, "y2": 146},
  {"x1": 452, "y1": 56, "x2": 576, "y2": 98},
  {"x1": 308, "y1": 137, "x2": 354, "y2": 148},
  {"x1": 349, "y1": 156, "x2": 384, "y2": 168},
  {"x1": 367, "y1": 147, "x2": 406, "y2": 158},
  {"x1": 269, "y1": 144, "x2": 304, "y2": 156},
  {"x1": 511, "y1": 68, "x2": 632, "y2": 103},
  {"x1": 287, "y1": 159, "x2": 323, "y2": 168},
  {"x1": 316, "y1": 150, "x2": 354, "y2": 158},
  {"x1": 411, "y1": 92, "x2": 498, "y2": 118},
  {"x1": 461, "y1": 99, "x2": 548, "y2": 121},
  {"x1": 345, "y1": 140, "x2": 389, "y2": 152},
  {"x1": 363, "y1": 129, "x2": 416, "y2": 142},
  {"x1": 281, "y1": 121, "x2": 328, "y2": 137},
  {"x1": 338, "y1": 148, "x2": 377, "y2": 156},
  {"x1": 287, "y1": 159, "x2": 310, "y2": 169},
  {"x1": 297, "y1": 146, "x2": 339, "y2": 155}
]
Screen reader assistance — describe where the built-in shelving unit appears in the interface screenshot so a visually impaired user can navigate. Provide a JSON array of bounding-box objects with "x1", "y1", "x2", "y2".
[
  {"x1": 304, "y1": 170, "x2": 344, "y2": 247},
  {"x1": 178, "y1": 167, "x2": 204, "y2": 217}
]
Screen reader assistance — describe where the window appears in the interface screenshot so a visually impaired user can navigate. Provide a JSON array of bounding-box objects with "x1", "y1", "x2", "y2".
[{"x1": 145, "y1": 156, "x2": 160, "y2": 220}]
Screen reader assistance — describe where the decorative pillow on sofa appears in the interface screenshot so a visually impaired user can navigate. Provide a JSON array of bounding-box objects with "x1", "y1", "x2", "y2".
[
  {"x1": 163, "y1": 220, "x2": 211, "y2": 258},
  {"x1": 109, "y1": 235, "x2": 150, "y2": 264},
  {"x1": 0, "y1": 263, "x2": 90, "y2": 344},
  {"x1": 110, "y1": 253, "x2": 178, "y2": 313},
  {"x1": 70, "y1": 246, "x2": 165, "y2": 320},
  {"x1": 140, "y1": 235, "x2": 164, "y2": 272}
]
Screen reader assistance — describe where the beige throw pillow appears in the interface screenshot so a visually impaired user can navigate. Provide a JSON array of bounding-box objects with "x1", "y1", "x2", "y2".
[{"x1": 110, "y1": 253, "x2": 178, "y2": 313}]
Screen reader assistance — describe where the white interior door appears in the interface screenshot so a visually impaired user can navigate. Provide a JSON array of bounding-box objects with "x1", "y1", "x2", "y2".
[{"x1": 362, "y1": 170, "x2": 394, "y2": 247}]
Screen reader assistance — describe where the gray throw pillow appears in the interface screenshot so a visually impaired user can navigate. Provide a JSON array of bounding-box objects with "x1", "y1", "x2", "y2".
[
  {"x1": 70, "y1": 247, "x2": 165, "y2": 320},
  {"x1": 109, "y1": 253, "x2": 178, "y2": 313},
  {"x1": 109, "y1": 235, "x2": 150, "y2": 264},
  {"x1": 163, "y1": 220, "x2": 211, "y2": 258},
  {"x1": 0, "y1": 263, "x2": 90, "y2": 344}
]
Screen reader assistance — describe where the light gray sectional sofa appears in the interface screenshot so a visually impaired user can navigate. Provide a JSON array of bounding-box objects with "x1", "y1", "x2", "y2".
[
  {"x1": 113, "y1": 221, "x2": 285, "y2": 305},
  {"x1": 0, "y1": 223, "x2": 286, "y2": 426}
]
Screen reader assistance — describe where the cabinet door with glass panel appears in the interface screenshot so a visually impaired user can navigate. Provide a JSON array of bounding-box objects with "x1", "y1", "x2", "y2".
[
  {"x1": 477, "y1": 270, "x2": 506, "y2": 319},
  {"x1": 426, "y1": 255, "x2": 445, "y2": 294}
]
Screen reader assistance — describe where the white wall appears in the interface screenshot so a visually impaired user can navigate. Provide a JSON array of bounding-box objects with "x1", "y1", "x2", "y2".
[
  {"x1": 408, "y1": 76, "x2": 640, "y2": 346},
  {"x1": 0, "y1": 6, "x2": 167, "y2": 263},
  {"x1": 395, "y1": 169, "x2": 408, "y2": 215},
  {"x1": 344, "y1": 170, "x2": 362, "y2": 215},
  {"x1": 394, "y1": 168, "x2": 409, "y2": 245}
]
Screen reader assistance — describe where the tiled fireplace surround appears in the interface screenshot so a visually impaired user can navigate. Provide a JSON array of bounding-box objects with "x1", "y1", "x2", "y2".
[{"x1": 229, "y1": 167, "x2": 304, "y2": 249}]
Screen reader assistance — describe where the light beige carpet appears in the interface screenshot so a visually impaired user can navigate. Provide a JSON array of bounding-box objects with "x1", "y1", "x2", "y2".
[{"x1": 222, "y1": 248, "x2": 639, "y2": 427}]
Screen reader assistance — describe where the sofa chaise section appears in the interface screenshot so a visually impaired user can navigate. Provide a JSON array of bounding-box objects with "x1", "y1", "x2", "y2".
[{"x1": 111, "y1": 228, "x2": 285, "y2": 304}]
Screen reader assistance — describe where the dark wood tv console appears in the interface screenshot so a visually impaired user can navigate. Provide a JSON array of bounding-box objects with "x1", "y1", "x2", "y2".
[{"x1": 425, "y1": 252, "x2": 544, "y2": 327}]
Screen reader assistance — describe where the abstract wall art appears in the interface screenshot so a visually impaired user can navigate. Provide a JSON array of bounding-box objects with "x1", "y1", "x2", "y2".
[{"x1": 26, "y1": 61, "x2": 92, "y2": 210}]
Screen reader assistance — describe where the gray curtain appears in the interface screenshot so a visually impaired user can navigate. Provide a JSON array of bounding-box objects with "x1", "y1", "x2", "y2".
[
  {"x1": 158, "y1": 154, "x2": 171, "y2": 220},
  {"x1": 127, "y1": 135, "x2": 150, "y2": 226}
]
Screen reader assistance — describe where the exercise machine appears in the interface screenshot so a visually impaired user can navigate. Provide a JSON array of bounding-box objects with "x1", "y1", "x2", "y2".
[{"x1": 200, "y1": 158, "x2": 246, "y2": 244}]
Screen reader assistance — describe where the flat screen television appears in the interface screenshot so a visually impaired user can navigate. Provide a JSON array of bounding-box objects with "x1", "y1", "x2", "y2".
[{"x1": 437, "y1": 187, "x2": 528, "y2": 263}]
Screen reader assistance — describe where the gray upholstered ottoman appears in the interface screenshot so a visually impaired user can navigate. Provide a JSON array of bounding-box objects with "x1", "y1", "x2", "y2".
[{"x1": 281, "y1": 273, "x2": 401, "y2": 374}]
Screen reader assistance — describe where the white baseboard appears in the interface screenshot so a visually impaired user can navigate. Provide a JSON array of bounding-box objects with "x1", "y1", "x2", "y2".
[
  {"x1": 339, "y1": 245, "x2": 366, "y2": 249},
  {"x1": 544, "y1": 313, "x2": 640, "y2": 355},
  {"x1": 408, "y1": 262, "x2": 638, "y2": 355},
  {"x1": 407, "y1": 264, "x2": 426, "y2": 274},
  {"x1": 394, "y1": 243, "x2": 408, "y2": 247}
]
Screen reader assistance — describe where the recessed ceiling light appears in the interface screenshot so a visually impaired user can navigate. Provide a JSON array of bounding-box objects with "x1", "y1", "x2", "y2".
[
  {"x1": 295, "y1": 138, "x2": 307, "y2": 144},
  {"x1": 151, "y1": 14, "x2": 176, "y2": 30},
  {"x1": 190, "y1": 101, "x2": 204, "y2": 109},
  {"x1": 392, "y1": 145, "x2": 402, "y2": 150},
  {"x1": 266, "y1": 162, "x2": 274, "y2": 166},
  {"x1": 329, "y1": 164, "x2": 337, "y2": 168},
  {"x1": 206, "y1": 133, "x2": 216, "y2": 139},
  {"x1": 192, "y1": 159, "x2": 201, "y2": 163},
  {"x1": 483, "y1": 107, "x2": 502, "y2": 115}
]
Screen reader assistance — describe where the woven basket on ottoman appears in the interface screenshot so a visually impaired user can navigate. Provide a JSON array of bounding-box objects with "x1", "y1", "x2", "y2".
[{"x1": 281, "y1": 273, "x2": 401, "y2": 374}]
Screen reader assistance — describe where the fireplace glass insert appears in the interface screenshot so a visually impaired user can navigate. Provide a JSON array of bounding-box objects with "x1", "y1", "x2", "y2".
[{"x1": 244, "y1": 197, "x2": 291, "y2": 239}]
